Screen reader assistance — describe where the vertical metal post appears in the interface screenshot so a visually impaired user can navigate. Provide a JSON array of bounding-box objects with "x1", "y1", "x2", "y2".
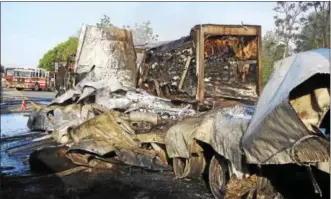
[
  {"x1": 197, "y1": 26, "x2": 205, "y2": 104},
  {"x1": 257, "y1": 26, "x2": 263, "y2": 96}
]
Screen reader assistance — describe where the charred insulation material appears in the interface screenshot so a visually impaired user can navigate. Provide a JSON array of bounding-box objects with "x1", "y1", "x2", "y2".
[
  {"x1": 140, "y1": 36, "x2": 198, "y2": 102},
  {"x1": 203, "y1": 35, "x2": 259, "y2": 101}
]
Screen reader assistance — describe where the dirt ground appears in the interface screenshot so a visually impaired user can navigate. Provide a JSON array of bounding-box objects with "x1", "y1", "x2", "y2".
[{"x1": 1, "y1": 166, "x2": 214, "y2": 199}]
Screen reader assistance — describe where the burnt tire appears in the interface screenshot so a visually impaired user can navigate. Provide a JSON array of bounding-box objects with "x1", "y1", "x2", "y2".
[
  {"x1": 173, "y1": 157, "x2": 186, "y2": 178},
  {"x1": 173, "y1": 153, "x2": 206, "y2": 179},
  {"x1": 209, "y1": 155, "x2": 230, "y2": 199}
]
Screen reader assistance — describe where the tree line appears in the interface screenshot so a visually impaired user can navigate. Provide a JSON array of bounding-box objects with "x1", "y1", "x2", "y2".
[
  {"x1": 262, "y1": 1, "x2": 330, "y2": 84},
  {"x1": 39, "y1": 2, "x2": 329, "y2": 85}
]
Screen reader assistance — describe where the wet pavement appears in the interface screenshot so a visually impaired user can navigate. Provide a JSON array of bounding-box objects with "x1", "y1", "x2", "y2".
[{"x1": 0, "y1": 113, "x2": 214, "y2": 199}]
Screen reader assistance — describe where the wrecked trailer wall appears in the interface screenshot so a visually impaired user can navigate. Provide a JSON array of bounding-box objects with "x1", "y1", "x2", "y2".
[
  {"x1": 191, "y1": 24, "x2": 262, "y2": 105},
  {"x1": 75, "y1": 24, "x2": 136, "y2": 87},
  {"x1": 139, "y1": 24, "x2": 262, "y2": 108},
  {"x1": 203, "y1": 36, "x2": 258, "y2": 101}
]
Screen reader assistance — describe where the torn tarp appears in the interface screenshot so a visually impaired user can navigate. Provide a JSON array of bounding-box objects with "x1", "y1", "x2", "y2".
[{"x1": 242, "y1": 48, "x2": 330, "y2": 165}]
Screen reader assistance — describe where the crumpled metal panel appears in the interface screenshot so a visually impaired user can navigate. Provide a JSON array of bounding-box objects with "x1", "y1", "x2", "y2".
[
  {"x1": 68, "y1": 111, "x2": 139, "y2": 156},
  {"x1": 242, "y1": 48, "x2": 330, "y2": 165},
  {"x1": 27, "y1": 104, "x2": 96, "y2": 144}
]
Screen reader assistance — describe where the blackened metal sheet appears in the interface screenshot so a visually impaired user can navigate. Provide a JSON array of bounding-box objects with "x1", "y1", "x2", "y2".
[{"x1": 242, "y1": 48, "x2": 330, "y2": 165}]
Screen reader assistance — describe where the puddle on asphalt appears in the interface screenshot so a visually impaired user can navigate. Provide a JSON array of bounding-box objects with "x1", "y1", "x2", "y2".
[
  {"x1": 1, "y1": 113, "x2": 37, "y2": 176},
  {"x1": 1, "y1": 113, "x2": 29, "y2": 137}
]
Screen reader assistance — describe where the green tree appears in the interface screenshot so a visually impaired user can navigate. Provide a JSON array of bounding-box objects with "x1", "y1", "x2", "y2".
[
  {"x1": 310, "y1": 2, "x2": 330, "y2": 48},
  {"x1": 273, "y1": 2, "x2": 309, "y2": 58},
  {"x1": 38, "y1": 37, "x2": 78, "y2": 71},
  {"x1": 294, "y1": 11, "x2": 330, "y2": 52},
  {"x1": 96, "y1": 14, "x2": 113, "y2": 28},
  {"x1": 262, "y1": 31, "x2": 286, "y2": 85},
  {"x1": 124, "y1": 21, "x2": 159, "y2": 45}
]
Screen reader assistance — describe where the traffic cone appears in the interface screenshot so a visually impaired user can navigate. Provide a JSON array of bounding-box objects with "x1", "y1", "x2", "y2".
[{"x1": 21, "y1": 100, "x2": 27, "y2": 111}]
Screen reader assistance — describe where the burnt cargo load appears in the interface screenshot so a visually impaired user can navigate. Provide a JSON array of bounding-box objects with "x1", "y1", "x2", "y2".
[{"x1": 137, "y1": 24, "x2": 262, "y2": 109}]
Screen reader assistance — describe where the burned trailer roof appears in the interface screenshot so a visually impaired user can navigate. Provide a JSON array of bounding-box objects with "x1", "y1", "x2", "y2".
[
  {"x1": 190, "y1": 24, "x2": 261, "y2": 36},
  {"x1": 145, "y1": 36, "x2": 192, "y2": 53},
  {"x1": 242, "y1": 48, "x2": 330, "y2": 165}
]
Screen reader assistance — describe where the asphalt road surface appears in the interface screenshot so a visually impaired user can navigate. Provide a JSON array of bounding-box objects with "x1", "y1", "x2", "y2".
[{"x1": 2, "y1": 88, "x2": 56, "y2": 101}]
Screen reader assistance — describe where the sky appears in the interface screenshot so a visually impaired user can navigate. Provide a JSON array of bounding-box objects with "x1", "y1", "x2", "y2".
[{"x1": 1, "y1": 2, "x2": 277, "y2": 68}]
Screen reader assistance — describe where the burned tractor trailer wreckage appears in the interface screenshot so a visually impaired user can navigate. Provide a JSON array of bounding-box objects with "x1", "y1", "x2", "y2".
[{"x1": 25, "y1": 24, "x2": 330, "y2": 199}]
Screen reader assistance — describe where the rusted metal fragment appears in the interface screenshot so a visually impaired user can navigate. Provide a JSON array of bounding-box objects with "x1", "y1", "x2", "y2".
[
  {"x1": 115, "y1": 148, "x2": 171, "y2": 171},
  {"x1": 243, "y1": 48, "x2": 330, "y2": 165}
]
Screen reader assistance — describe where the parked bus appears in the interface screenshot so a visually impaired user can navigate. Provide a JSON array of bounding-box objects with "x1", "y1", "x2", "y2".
[{"x1": 9, "y1": 68, "x2": 49, "y2": 91}]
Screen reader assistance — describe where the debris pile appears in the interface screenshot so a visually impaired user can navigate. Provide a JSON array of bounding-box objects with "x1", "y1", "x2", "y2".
[{"x1": 27, "y1": 24, "x2": 197, "y2": 171}]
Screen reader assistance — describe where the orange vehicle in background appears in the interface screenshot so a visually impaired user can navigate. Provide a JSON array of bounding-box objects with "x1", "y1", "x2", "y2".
[{"x1": 8, "y1": 68, "x2": 49, "y2": 91}]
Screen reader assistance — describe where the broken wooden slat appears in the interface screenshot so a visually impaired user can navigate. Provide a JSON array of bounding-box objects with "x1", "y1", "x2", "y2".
[{"x1": 179, "y1": 56, "x2": 192, "y2": 90}]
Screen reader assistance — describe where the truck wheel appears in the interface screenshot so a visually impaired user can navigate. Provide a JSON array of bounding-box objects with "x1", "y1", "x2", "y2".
[{"x1": 209, "y1": 155, "x2": 230, "y2": 199}]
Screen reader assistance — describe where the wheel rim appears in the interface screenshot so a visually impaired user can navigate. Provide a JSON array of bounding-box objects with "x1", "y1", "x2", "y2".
[
  {"x1": 173, "y1": 157, "x2": 186, "y2": 178},
  {"x1": 209, "y1": 155, "x2": 229, "y2": 199}
]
